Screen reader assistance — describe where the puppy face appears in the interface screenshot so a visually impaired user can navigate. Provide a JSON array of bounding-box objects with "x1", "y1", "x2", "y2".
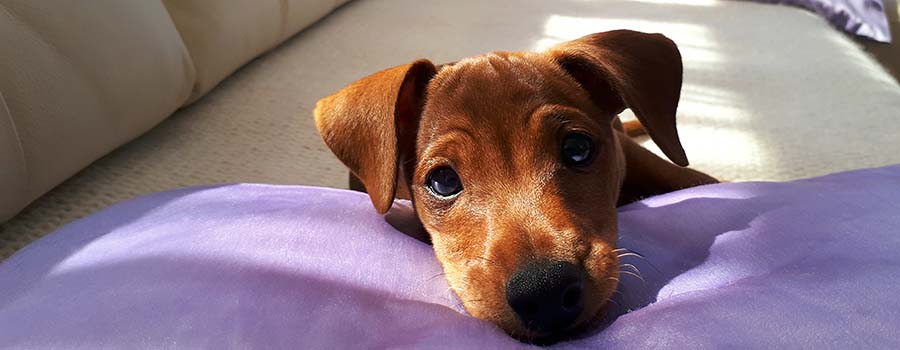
[
  {"x1": 412, "y1": 52, "x2": 623, "y2": 339},
  {"x1": 314, "y1": 30, "x2": 687, "y2": 343}
]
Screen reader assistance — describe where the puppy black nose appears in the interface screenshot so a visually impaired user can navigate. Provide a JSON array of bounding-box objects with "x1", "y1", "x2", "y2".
[{"x1": 505, "y1": 260, "x2": 586, "y2": 334}]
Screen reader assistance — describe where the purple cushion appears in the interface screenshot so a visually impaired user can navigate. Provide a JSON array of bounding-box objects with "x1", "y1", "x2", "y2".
[
  {"x1": 749, "y1": 0, "x2": 892, "y2": 42},
  {"x1": 2, "y1": 165, "x2": 900, "y2": 349}
]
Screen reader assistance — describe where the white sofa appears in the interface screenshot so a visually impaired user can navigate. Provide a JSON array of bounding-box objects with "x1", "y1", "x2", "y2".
[
  {"x1": 0, "y1": 0, "x2": 349, "y2": 222},
  {"x1": 2, "y1": 0, "x2": 899, "y2": 259}
]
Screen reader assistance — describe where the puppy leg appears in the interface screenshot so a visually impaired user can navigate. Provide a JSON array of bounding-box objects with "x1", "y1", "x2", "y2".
[
  {"x1": 617, "y1": 133, "x2": 718, "y2": 205},
  {"x1": 619, "y1": 119, "x2": 648, "y2": 138}
]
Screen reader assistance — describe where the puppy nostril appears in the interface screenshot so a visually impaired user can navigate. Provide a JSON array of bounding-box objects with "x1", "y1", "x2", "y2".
[
  {"x1": 562, "y1": 284, "x2": 582, "y2": 311},
  {"x1": 520, "y1": 301, "x2": 539, "y2": 317}
]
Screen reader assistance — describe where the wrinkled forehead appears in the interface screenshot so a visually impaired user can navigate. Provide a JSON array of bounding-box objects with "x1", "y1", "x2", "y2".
[{"x1": 420, "y1": 52, "x2": 588, "y2": 133}]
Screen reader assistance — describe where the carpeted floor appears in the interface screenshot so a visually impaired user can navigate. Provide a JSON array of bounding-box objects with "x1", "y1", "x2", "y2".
[{"x1": 2, "y1": 0, "x2": 900, "y2": 260}]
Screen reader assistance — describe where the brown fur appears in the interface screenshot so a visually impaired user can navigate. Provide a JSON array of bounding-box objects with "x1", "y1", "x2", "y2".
[{"x1": 314, "y1": 30, "x2": 718, "y2": 342}]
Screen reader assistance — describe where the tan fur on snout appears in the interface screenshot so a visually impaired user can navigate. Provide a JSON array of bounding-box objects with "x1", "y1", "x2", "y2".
[{"x1": 313, "y1": 30, "x2": 718, "y2": 342}]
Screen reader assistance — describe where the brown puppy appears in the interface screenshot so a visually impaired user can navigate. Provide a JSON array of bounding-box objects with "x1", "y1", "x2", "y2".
[{"x1": 314, "y1": 30, "x2": 718, "y2": 343}]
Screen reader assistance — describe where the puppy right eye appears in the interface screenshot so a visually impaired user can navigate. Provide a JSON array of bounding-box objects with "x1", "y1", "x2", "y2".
[
  {"x1": 426, "y1": 167, "x2": 463, "y2": 198},
  {"x1": 561, "y1": 132, "x2": 595, "y2": 167}
]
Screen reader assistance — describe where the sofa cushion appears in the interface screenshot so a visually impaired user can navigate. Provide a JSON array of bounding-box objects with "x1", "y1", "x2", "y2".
[
  {"x1": 163, "y1": 0, "x2": 350, "y2": 102},
  {"x1": 284, "y1": 0, "x2": 353, "y2": 41},
  {"x1": 1, "y1": 165, "x2": 899, "y2": 349},
  {"x1": 0, "y1": 0, "x2": 195, "y2": 221}
]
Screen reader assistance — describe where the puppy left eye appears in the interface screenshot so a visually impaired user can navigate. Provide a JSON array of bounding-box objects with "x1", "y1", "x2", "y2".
[
  {"x1": 561, "y1": 132, "x2": 594, "y2": 166},
  {"x1": 426, "y1": 166, "x2": 463, "y2": 198}
]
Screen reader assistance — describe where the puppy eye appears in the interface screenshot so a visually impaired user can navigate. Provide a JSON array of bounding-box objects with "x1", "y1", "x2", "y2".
[
  {"x1": 561, "y1": 132, "x2": 594, "y2": 166},
  {"x1": 426, "y1": 167, "x2": 463, "y2": 197}
]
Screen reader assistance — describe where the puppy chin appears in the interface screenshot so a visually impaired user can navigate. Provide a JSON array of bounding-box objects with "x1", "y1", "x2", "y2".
[
  {"x1": 503, "y1": 318, "x2": 590, "y2": 346},
  {"x1": 496, "y1": 290, "x2": 614, "y2": 345}
]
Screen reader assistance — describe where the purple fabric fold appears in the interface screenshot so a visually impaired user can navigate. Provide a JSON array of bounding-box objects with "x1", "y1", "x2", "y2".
[{"x1": 2, "y1": 165, "x2": 900, "y2": 349}]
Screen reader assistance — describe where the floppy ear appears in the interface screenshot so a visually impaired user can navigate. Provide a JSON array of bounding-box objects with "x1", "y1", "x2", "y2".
[
  {"x1": 314, "y1": 59, "x2": 437, "y2": 213},
  {"x1": 547, "y1": 30, "x2": 689, "y2": 166}
]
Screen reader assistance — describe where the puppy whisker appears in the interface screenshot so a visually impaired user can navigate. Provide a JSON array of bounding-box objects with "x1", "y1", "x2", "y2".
[
  {"x1": 605, "y1": 297, "x2": 621, "y2": 307},
  {"x1": 427, "y1": 272, "x2": 447, "y2": 282},
  {"x1": 472, "y1": 256, "x2": 499, "y2": 266},
  {"x1": 617, "y1": 249, "x2": 662, "y2": 275},
  {"x1": 612, "y1": 248, "x2": 637, "y2": 254},
  {"x1": 616, "y1": 252, "x2": 644, "y2": 259},
  {"x1": 619, "y1": 270, "x2": 645, "y2": 283},
  {"x1": 614, "y1": 248, "x2": 645, "y2": 258},
  {"x1": 619, "y1": 263, "x2": 641, "y2": 276}
]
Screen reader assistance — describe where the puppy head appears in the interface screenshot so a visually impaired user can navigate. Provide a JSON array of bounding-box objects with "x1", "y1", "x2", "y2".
[{"x1": 315, "y1": 30, "x2": 686, "y2": 343}]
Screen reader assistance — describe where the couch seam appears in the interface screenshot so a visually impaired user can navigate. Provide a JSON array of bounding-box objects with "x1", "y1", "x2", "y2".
[
  {"x1": 157, "y1": 0, "x2": 199, "y2": 106},
  {"x1": 0, "y1": 89, "x2": 30, "y2": 201},
  {"x1": 0, "y1": 5, "x2": 31, "y2": 198}
]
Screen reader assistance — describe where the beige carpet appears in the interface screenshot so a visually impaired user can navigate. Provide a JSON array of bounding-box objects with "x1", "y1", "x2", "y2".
[{"x1": 3, "y1": 0, "x2": 900, "y2": 260}]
